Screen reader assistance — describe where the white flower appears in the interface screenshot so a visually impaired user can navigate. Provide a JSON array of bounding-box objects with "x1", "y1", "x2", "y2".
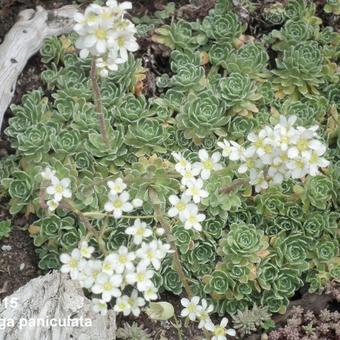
[
  {"x1": 197, "y1": 299, "x2": 214, "y2": 330},
  {"x1": 96, "y1": 50, "x2": 125, "y2": 77},
  {"x1": 286, "y1": 158, "x2": 309, "y2": 179},
  {"x1": 125, "y1": 263, "x2": 154, "y2": 292},
  {"x1": 60, "y1": 249, "x2": 86, "y2": 280},
  {"x1": 229, "y1": 141, "x2": 246, "y2": 161},
  {"x1": 125, "y1": 219, "x2": 152, "y2": 245},
  {"x1": 47, "y1": 199, "x2": 59, "y2": 211},
  {"x1": 41, "y1": 167, "x2": 56, "y2": 180},
  {"x1": 92, "y1": 298, "x2": 108, "y2": 316},
  {"x1": 246, "y1": 130, "x2": 268, "y2": 157},
  {"x1": 180, "y1": 165, "x2": 201, "y2": 186},
  {"x1": 113, "y1": 245, "x2": 135, "y2": 274},
  {"x1": 205, "y1": 317, "x2": 236, "y2": 340},
  {"x1": 107, "y1": 177, "x2": 127, "y2": 194},
  {"x1": 143, "y1": 283, "x2": 158, "y2": 301},
  {"x1": 193, "y1": 149, "x2": 223, "y2": 180},
  {"x1": 167, "y1": 194, "x2": 191, "y2": 219},
  {"x1": 111, "y1": 28, "x2": 138, "y2": 60},
  {"x1": 102, "y1": 253, "x2": 116, "y2": 275},
  {"x1": 172, "y1": 152, "x2": 190, "y2": 174},
  {"x1": 302, "y1": 149, "x2": 329, "y2": 176},
  {"x1": 79, "y1": 241, "x2": 95, "y2": 259},
  {"x1": 127, "y1": 289, "x2": 145, "y2": 317},
  {"x1": 46, "y1": 177, "x2": 72, "y2": 202},
  {"x1": 92, "y1": 272, "x2": 122, "y2": 302},
  {"x1": 114, "y1": 295, "x2": 131, "y2": 315},
  {"x1": 136, "y1": 241, "x2": 163, "y2": 270},
  {"x1": 184, "y1": 178, "x2": 209, "y2": 203},
  {"x1": 79, "y1": 259, "x2": 102, "y2": 289},
  {"x1": 249, "y1": 170, "x2": 269, "y2": 193},
  {"x1": 182, "y1": 204, "x2": 205, "y2": 232},
  {"x1": 180, "y1": 296, "x2": 201, "y2": 321},
  {"x1": 104, "y1": 191, "x2": 133, "y2": 218},
  {"x1": 106, "y1": 0, "x2": 132, "y2": 14},
  {"x1": 217, "y1": 139, "x2": 232, "y2": 158}
]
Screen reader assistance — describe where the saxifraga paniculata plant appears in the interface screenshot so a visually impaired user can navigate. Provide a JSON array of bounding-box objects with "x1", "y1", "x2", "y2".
[{"x1": 0, "y1": 0, "x2": 339, "y2": 337}]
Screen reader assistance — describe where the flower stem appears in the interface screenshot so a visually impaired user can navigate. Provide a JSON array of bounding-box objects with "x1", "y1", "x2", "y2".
[
  {"x1": 83, "y1": 212, "x2": 155, "y2": 219},
  {"x1": 90, "y1": 58, "x2": 109, "y2": 146},
  {"x1": 153, "y1": 205, "x2": 193, "y2": 299},
  {"x1": 64, "y1": 200, "x2": 108, "y2": 255}
]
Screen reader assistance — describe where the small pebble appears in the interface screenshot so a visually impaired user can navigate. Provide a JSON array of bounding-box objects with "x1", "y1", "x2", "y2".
[
  {"x1": 19, "y1": 263, "x2": 25, "y2": 271},
  {"x1": 1, "y1": 245, "x2": 12, "y2": 251}
]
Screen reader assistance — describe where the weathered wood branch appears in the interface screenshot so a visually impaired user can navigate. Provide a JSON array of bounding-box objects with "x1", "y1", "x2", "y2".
[
  {"x1": 0, "y1": 5, "x2": 77, "y2": 130},
  {"x1": 0, "y1": 271, "x2": 116, "y2": 340}
]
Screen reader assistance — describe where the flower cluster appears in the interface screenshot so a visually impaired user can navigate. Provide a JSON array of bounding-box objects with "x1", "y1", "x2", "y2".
[
  {"x1": 104, "y1": 177, "x2": 142, "y2": 218},
  {"x1": 41, "y1": 167, "x2": 72, "y2": 211},
  {"x1": 60, "y1": 226, "x2": 170, "y2": 316},
  {"x1": 180, "y1": 296, "x2": 236, "y2": 340},
  {"x1": 169, "y1": 149, "x2": 222, "y2": 231},
  {"x1": 218, "y1": 115, "x2": 329, "y2": 192},
  {"x1": 74, "y1": 1, "x2": 138, "y2": 76}
]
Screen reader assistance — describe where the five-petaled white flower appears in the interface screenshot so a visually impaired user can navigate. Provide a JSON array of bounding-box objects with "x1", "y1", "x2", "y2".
[
  {"x1": 127, "y1": 289, "x2": 145, "y2": 317},
  {"x1": 107, "y1": 177, "x2": 127, "y2": 194},
  {"x1": 104, "y1": 191, "x2": 133, "y2": 218},
  {"x1": 79, "y1": 241, "x2": 95, "y2": 259},
  {"x1": 125, "y1": 263, "x2": 154, "y2": 292},
  {"x1": 46, "y1": 177, "x2": 72, "y2": 202},
  {"x1": 92, "y1": 272, "x2": 122, "y2": 302},
  {"x1": 60, "y1": 249, "x2": 86, "y2": 280},
  {"x1": 193, "y1": 149, "x2": 223, "y2": 180},
  {"x1": 197, "y1": 298, "x2": 214, "y2": 330},
  {"x1": 182, "y1": 204, "x2": 205, "y2": 232},
  {"x1": 205, "y1": 317, "x2": 236, "y2": 340},
  {"x1": 167, "y1": 194, "x2": 191, "y2": 219},
  {"x1": 112, "y1": 245, "x2": 135, "y2": 274},
  {"x1": 125, "y1": 219, "x2": 152, "y2": 245},
  {"x1": 184, "y1": 178, "x2": 209, "y2": 203},
  {"x1": 41, "y1": 167, "x2": 56, "y2": 180},
  {"x1": 180, "y1": 296, "x2": 201, "y2": 321}
]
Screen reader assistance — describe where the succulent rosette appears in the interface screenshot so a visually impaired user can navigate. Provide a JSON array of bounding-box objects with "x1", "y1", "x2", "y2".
[
  {"x1": 221, "y1": 224, "x2": 269, "y2": 265},
  {"x1": 272, "y1": 41, "x2": 325, "y2": 99},
  {"x1": 176, "y1": 90, "x2": 228, "y2": 142},
  {"x1": 219, "y1": 73, "x2": 262, "y2": 116}
]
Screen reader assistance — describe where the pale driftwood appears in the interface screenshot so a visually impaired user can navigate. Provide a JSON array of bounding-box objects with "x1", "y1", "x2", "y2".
[
  {"x1": 0, "y1": 271, "x2": 116, "y2": 340},
  {"x1": 0, "y1": 5, "x2": 78, "y2": 130}
]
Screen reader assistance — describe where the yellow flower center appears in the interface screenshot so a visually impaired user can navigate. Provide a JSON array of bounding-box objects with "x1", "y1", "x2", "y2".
[
  {"x1": 69, "y1": 259, "x2": 78, "y2": 269},
  {"x1": 297, "y1": 138, "x2": 309, "y2": 151},
  {"x1": 187, "y1": 215, "x2": 197, "y2": 224},
  {"x1": 103, "y1": 282, "x2": 113, "y2": 291},
  {"x1": 264, "y1": 144, "x2": 273, "y2": 153},
  {"x1": 118, "y1": 303, "x2": 126, "y2": 310},
  {"x1": 119, "y1": 255, "x2": 127, "y2": 264},
  {"x1": 55, "y1": 184, "x2": 64, "y2": 194},
  {"x1": 187, "y1": 304, "x2": 196, "y2": 313},
  {"x1": 136, "y1": 273, "x2": 145, "y2": 282},
  {"x1": 214, "y1": 327, "x2": 225, "y2": 336},
  {"x1": 113, "y1": 184, "x2": 122, "y2": 192},
  {"x1": 136, "y1": 227, "x2": 145, "y2": 236},
  {"x1": 255, "y1": 139, "x2": 264, "y2": 148},
  {"x1": 86, "y1": 14, "x2": 97, "y2": 24},
  {"x1": 117, "y1": 36, "x2": 126, "y2": 47},
  {"x1": 203, "y1": 160, "x2": 213, "y2": 170},
  {"x1": 95, "y1": 28, "x2": 107, "y2": 40},
  {"x1": 176, "y1": 201, "x2": 186, "y2": 211},
  {"x1": 113, "y1": 199, "x2": 123, "y2": 209},
  {"x1": 310, "y1": 152, "x2": 318, "y2": 163},
  {"x1": 191, "y1": 187, "x2": 200, "y2": 195},
  {"x1": 296, "y1": 159, "x2": 305, "y2": 169},
  {"x1": 146, "y1": 250, "x2": 154, "y2": 259},
  {"x1": 103, "y1": 263, "x2": 112, "y2": 271}
]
